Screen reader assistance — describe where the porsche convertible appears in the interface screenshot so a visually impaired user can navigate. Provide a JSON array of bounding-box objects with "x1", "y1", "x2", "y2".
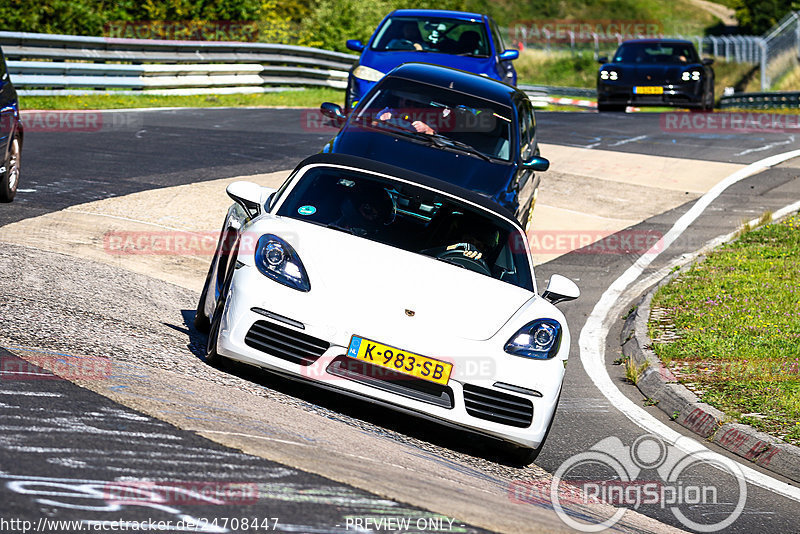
[{"x1": 195, "y1": 153, "x2": 579, "y2": 463}]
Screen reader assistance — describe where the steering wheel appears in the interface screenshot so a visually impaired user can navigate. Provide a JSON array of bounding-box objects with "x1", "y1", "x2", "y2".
[{"x1": 435, "y1": 245, "x2": 492, "y2": 276}]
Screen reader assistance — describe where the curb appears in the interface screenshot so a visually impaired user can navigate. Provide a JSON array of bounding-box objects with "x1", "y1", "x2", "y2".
[{"x1": 620, "y1": 275, "x2": 800, "y2": 483}]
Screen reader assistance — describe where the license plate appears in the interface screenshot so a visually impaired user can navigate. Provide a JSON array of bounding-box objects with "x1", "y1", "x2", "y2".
[
  {"x1": 347, "y1": 336, "x2": 452, "y2": 385},
  {"x1": 634, "y1": 86, "x2": 664, "y2": 95}
]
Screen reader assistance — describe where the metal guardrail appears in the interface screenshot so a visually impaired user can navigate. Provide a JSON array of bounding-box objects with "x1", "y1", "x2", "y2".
[
  {"x1": 719, "y1": 91, "x2": 800, "y2": 109},
  {"x1": 0, "y1": 30, "x2": 357, "y2": 94},
  {"x1": 518, "y1": 84, "x2": 595, "y2": 98}
]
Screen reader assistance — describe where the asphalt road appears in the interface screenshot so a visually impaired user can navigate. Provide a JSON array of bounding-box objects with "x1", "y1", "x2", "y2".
[{"x1": 2, "y1": 108, "x2": 799, "y2": 533}]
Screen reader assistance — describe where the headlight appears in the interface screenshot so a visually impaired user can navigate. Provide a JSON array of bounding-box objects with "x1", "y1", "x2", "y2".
[
  {"x1": 254, "y1": 234, "x2": 310, "y2": 292},
  {"x1": 352, "y1": 65, "x2": 384, "y2": 82},
  {"x1": 600, "y1": 70, "x2": 618, "y2": 81},
  {"x1": 504, "y1": 319, "x2": 562, "y2": 360},
  {"x1": 682, "y1": 71, "x2": 701, "y2": 81}
]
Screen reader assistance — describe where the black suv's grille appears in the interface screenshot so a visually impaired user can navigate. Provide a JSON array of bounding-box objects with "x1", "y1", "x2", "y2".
[
  {"x1": 244, "y1": 320, "x2": 329, "y2": 366},
  {"x1": 462, "y1": 383, "x2": 533, "y2": 428},
  {"x1": 326, "y1": 356, "x2": 454, "y2": 409}
]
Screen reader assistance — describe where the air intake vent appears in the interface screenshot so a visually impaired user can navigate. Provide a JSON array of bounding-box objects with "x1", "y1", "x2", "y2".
[
  {"x1": 462, "y1": 383, "x2": 533, "y2": 428},
  {"x1": 244, "y1": 320, "x2": 329, "y2": 366}
]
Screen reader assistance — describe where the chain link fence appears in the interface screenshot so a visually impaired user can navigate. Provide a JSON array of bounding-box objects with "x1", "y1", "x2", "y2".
[{"x1": 509, "y1": 12, "x2": 800, "y2": 91}]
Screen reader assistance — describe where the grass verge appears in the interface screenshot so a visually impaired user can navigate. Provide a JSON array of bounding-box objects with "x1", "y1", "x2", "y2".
[
  {"x1": 20, "y1": 88, "x2": 345, "y2": 110},
  {"x1": 649, "y1": 213, "x2": 800, "y2": 446}
]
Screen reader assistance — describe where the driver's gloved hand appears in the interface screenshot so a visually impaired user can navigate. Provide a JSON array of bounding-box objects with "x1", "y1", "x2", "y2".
[{"x1": 445, "y1": 242, "x2": 482, "y2": 260}]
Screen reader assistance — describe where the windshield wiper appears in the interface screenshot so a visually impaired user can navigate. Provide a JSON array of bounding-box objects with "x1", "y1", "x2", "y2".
[
  {"x1": 326, "y1": 223, "x2": 357, "y2": 235},
  {"x1": 427, "y1": 134, "x2": 492, "y2": 162}
]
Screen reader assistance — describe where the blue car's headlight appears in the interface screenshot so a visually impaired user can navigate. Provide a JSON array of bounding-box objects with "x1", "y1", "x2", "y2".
[
  {"x1": 254, "y1": 234, "x2": 310, "y2": 292},
  {"x1": 504, "y1": 319, "x2": 562, "y2": 359}
]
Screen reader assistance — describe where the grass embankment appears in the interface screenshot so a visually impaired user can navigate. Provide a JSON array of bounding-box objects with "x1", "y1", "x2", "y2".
[
  {"x1": 650, "y1": 214, "x2": 800, "y2": 446},
  {"x1": 20, "y1": 87, "x2": 345, "y2": 110}
]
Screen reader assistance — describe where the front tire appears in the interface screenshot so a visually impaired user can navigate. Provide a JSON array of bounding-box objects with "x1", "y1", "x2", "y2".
[
  {"x1": 204, "y1": 243, "x2": 238, "y2": 367},
  {"x1": 0, "y1": 134, "x2": 21, "y2": 203},
  {"x1": 597, "y1": 103, "x2": 626, "y2": 112}
]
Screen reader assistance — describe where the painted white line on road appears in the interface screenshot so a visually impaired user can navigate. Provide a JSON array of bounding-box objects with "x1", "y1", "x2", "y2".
[
  {"x1": 579, "y1": 148, "x2": 800, "y2": 502},
  {"x1": 609, "y1": 135, "x2": 648, "y2": 147},
  {"x1": 735, "y1": 135, "x2": 796, "y2": 157}
]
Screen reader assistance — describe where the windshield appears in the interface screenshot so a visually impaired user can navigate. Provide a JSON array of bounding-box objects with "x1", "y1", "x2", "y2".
[
  {"x1": 613, "y1": 42, "x2": 699, "y2": 64},
  {"x1": 370, "y1": 16, "x2": 490, "y2": 57},
  {"x1": 275, "y1": 166, "x2": 534, "y2": 291},
  {"x1": 352, "y1": 77, "x2": 513, "y2": 161}
]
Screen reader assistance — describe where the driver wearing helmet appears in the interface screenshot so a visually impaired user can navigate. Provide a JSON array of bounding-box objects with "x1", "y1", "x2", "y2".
[{"x1": 336, "y1": 184, "x2": 396, "y2": 237}]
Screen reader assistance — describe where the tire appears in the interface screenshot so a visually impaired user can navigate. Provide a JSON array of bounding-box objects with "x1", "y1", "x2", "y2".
[
  {"x1": 193, "y1": 266, "x2": 212, "y2": 334},
  {"x1": 194, "y1": 245, "x2": 220, "y2": 333},
  {"x1": 205, "y1": 246, "x2": 237, "y2": 367},
  {"x1": 705, "y1": 90, "x2": 715, "y2": 111},
  {"x1": 0, "y1": 134, "x2": 21, "y2": 203},
  {"x1": 597, "y1": 103, "x2": 625, "y2": 112}
]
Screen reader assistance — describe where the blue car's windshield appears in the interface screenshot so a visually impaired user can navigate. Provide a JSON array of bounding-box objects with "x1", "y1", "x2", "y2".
[
  {"x1": 275, "y1": 167, "x2": 534, "y2": 291},
  {"x1": 370, "y1": 16, "x2": 490, "y2": 57},
  {"x1": 351, "y1": 77, "x2": 513, "y2": 161},
  {"x1": 613, "y1": 42, "x2": 699, "y2": 64}
]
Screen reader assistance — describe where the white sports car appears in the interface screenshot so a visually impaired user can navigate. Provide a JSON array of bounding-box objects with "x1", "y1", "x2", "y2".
[{"x1": 196, "y1": 153, "x2": 579, "y2": 463}]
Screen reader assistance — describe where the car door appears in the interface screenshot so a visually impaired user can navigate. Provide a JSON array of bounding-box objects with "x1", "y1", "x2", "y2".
[{"x1": 515, "y1": 98, "x2": 540, "y2": 227}]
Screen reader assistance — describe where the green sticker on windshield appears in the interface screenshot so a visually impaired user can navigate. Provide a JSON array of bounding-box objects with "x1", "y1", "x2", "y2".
[{"x1": 298, "y1": 205, "x2": 317, "y2": 216}]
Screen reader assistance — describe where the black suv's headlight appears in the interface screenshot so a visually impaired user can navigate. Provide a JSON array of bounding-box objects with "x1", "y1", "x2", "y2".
[
  {"x1": 599, "y1": 70, "x2": 619, "y2": 81},
  {"x1": 504, "y1": 319, "x2": 562, "y2": 360},
  {"x1": 681, "y1": 70, "x2": 701, "y2": 82},
  {"x1": 254, "y1": 234, "x2": 310, "y2": 292}
]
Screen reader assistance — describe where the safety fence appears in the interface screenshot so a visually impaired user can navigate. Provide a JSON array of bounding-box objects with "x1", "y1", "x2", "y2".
[{"x1": 0, "y1": 31, "x2": 357, "y2": 95}]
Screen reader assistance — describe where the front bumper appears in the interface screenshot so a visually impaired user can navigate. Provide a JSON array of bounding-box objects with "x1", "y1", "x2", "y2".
[
  {"x1": 216, "y1": 265, "x2": 567, "y2": 449},
  {"x1": 598, "y1": 81, "x2": 704, "y2": 108}
]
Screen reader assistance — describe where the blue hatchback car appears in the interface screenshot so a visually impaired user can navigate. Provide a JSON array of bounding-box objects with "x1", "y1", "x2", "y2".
[
  {"x1": 320, "y1": 63, "x2": 548, "y2": 230},
  {"x1": 344, "y1": 9, "x2": 519, "y2": 111}
]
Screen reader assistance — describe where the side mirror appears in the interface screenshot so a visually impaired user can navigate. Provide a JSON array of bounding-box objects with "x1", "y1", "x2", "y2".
[
  {"x1": 499, "y1": 49, "x2": 519, "y2": 61},
  {"x1": 542, "y1": 274, "x2": 580, "y2": 305},
  {"x1": 702, "y1": 57, "x2": 714, "y2": 65},
  {"x1": 227, "y1": 181, "x2": 269, "y2": 218},
  {"x1": 320, "y1": 102, "x2": 346, "y2": 126},
  {"x1": 597, "y1": 56, "x2": 608, "y2": 64},
  {"x1": 346, "y1": 39, "x2": 365, "y2": 53},
  {"x1": 522, "y1": 156, "x2": 550, "y2": 172}
]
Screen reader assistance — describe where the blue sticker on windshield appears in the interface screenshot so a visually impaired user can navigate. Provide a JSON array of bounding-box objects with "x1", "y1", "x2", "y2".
[{"x1": 298, "y1": 205, "x2": 316, "y2": 216}]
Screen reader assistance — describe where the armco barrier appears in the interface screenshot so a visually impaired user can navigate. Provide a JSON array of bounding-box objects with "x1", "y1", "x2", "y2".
[
  {"x1": 720, "y1": 91, "x2": 800, "y2": 109},
  {"x1": 0, "y1": 30, "x2": 357, "y2": 94}
]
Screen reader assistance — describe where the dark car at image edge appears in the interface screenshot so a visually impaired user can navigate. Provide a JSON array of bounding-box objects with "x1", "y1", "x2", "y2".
[{"x1": 0, "y1": 47, "x2": 23, "y2": 202}]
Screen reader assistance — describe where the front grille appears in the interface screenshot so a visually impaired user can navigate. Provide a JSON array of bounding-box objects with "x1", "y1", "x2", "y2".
[
  {"x1": 326, "y1": 356, "x2": 454, "y2": 408},
  {"x1": 244, "y1": 320, "x2": 329, "y2": 366},
  {"x1": 462, "y1": 383, "x2": 533, "y2": 428}
]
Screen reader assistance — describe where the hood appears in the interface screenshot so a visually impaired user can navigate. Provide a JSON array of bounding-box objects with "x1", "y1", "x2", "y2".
[
  {"x1": 362, "y1": 50, "x2": 499, "y2": 80},
  {"x1": 331, "y1": 126, "x2": 513, "y2": 198},
  {"x1": 247, "y1": 217, "x2": 534, "y2": 342},
  {"x1": 607, "y1": 63, "x2": 700, "y2": 84}
]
